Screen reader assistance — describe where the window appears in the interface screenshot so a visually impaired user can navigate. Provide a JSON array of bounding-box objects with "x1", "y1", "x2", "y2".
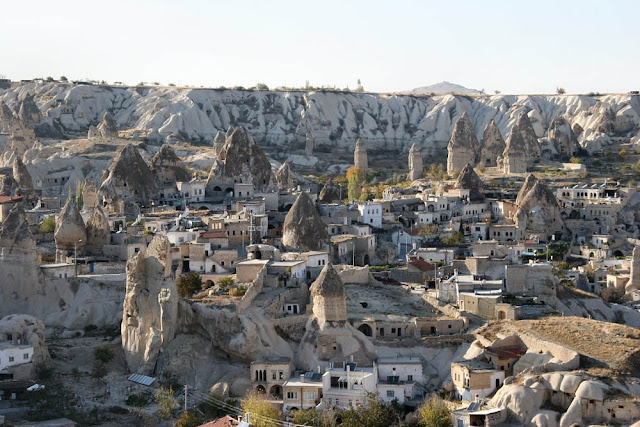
[
  {"x1": 386, "y1": 390, "x2": 395, "y2": 398},
  {"x1": 23, "y1": 353, "x2": 29, "y2": 360},
  {"x1": 408, "y1": 375, "x2": 413, "y2": 381},
  {"x1": 9, "y1": 356, "x2": 14, "y2": 362},
  {"x1": 272, "y1": 372, "x2": 277, "y2": 380},
  {"x1": 286, "y1": 391, "x2": 298, "y2": 399},
  {"x1": 279, "y1": 371, "x2": 284, "y2": 380},
  {"x1": 303, "y1": 392, "x2": 315, "y2": 400}
]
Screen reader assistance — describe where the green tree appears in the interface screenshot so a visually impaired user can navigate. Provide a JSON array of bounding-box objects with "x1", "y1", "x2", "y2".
[
  {"x1": 346, "y1": 166, "x2": 364, "y2": 201},
  {"x1": 217, "y1": 276, "x2": 235, "y2": 291},
  {"x1": 40, "y1": 216, "x2": 56, "y2": 233},
  {"x1": 176, "y1": 411, "x2": 201, "y2": 427},
  {"x1": 418, "y1": 396, "x2": 452, "y2": 427},
  {"x1": 154, "y1": 387, "x2": 177, "y2": 420},
  {"x1": 177, "y1": 272, "x2": 203, "y2": 298},
  {"x1": 76, "y1": 180, "x2": 84, "y2": 210},
  {"x1": 241, "y1": 392, "x2": 282, "y2": 427},
  {"x1": 291, "y1": 408, "x2": 336, "y2": 427},
  {"x1": 256, "y1": 83, "x2": 269, "y2": 90},
  {"x1": 356, "y1": 79, "x2": 364, "y2": 93},
  {"x1": 556, "y1": 87, "x2": 566, "y2": 95},
  {"x1": 340, "y1": 393, "x2": 402, "y2": 427}
]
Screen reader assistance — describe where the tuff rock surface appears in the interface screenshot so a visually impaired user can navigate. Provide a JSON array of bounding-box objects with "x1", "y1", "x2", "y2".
[
  {"x1": 478, "y1": 120, "x2": 505, "y2": 168},
  {"x1": 0, "y1": 314, "x2": 51, "y2": 371},
  {"x1": 54, "y1": 199, "x2": 87, "y2": 255},
  {"x1": 275, "y1": 161, "x2": 293, "y2": 191},
  {"x1": 503, "y1": 124, "x2": 529, "y2": 174},
  {"x1": 548, "y1": 117, "x2": 579, "y2": 157},
  {"x1": 447, "y1": 112, "x2": 478, "y2": 174},
  {"x1": 0, "y1": 204, "x2": 35, "y2": 251},
  {"x1": 97, "y1": 111, "x2": 118, "y2": 138},
  {"x1": 282, "y1": 192, "x2": 329, "y2": 251},
  {"x1": 84, "y1": 206, "x2": 110, "y2": 255},
  {"x1": 515, "y1": 174, "x2": 566, "y2": 239},
  {"x1": 516, "y1": 112, "x2": 541, "y2": 160},
  {"x1": 318, "y1": 182, "x2": 341, "y2": 203},
  {"x1": 99, "y1": 144, "x2": 157, "y2": 207},
  {"x1": 150, "y1": 144, "x2": 191, "y2": 184},
  {"x1": 454, "y1": 164, "x2": 484, "y2": 202}
]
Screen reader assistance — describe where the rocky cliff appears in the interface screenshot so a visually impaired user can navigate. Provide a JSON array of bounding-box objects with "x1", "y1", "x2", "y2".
[{"x1": 2, "y1": 83, "x2": 639, "y2": 157}]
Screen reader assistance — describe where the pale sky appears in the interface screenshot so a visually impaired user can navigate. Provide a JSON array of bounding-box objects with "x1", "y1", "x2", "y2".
[{"x1": 1, "y1": 0, "x2": 638, "y2": 94}]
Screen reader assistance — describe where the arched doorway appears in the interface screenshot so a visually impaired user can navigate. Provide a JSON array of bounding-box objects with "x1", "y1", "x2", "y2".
[
  {"x1": 256, "y1": 385, "x2": 266, "y2": 394},
  {"x1": 363, "y1": 254, "x2": 370, "y2": 265},
  {"x1": 270, "y1": 385, "x2": 282, "y2": 398},
  {"x1": 357, "y1": 324, "x2": 373, "y2": 337},
  {"x1": 614, "y1": 250, "x2": 624, "y2": 258},
  {"x1": 498, "y1": 311, "x2": 506, "y2": 320}
]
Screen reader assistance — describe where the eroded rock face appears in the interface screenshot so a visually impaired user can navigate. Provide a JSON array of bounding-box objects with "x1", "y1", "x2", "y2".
[
  {"x1": 99, "y1": 144, "x2": 157, "y2": 207},
  {"x1": 121, "y1": 235, "x2": 178, "y2": 374},
  {"x1": 503, "y1": 124, "x2": 529, "y2": 174},
  {"x1": 206, "y1": 127, "x2": 273, "y2": 193},
  {"x1": 408, "y1": 143, "x2": 423, "y2": 180},
  {"x1": 318, "y1": 183, "x2": 341, "y2": 203},
  {"x1": 0, "y1": 204, "x2": 35, "y2": 251},
  {"x1": 212, "y1": 130, "x2": 225, "y2": 157},
  {"x1": 150, "y1": 144, "x2": 191, "y2": 184},
  {"x1": 97, "y1": 111, "x2": 118, "y2": 138},
  {"x1": 12, "y1": 157, "x2": 33, "y2": 190},
  {"x1": 17, "y1": 93, "x2": 41, "y2": 125},
  {"x1": 548, "y1": 117, "x2": 579, "y2": 157},
  {"x1": 479, "y1": 120, "x2": 505, "y2": 168},
  {"x1": 82, "y1": 178, "x2": 99, "y2": 209},
  {"x1": 275, "y1": 162, "x2": 293, "y2": 191},
  {"x1": 354, "y1": 138, "x2": 368, "y2": 170},
  {"x1": 54, "y1": 199, "x2": 87, "y2": 257},
  {"x1": 517, "y1": 113, "x2": 541, "y2": 159},
  {"x1": 2, "y1": 122, "x2": 37, "y2": 167},
  {"x1": 0, "y1": 314, "x2": 51, "y2": 372},
  {"x1": 282, "y1": 192, "x2": 329, "y2": 251},
  {"x1": 0, "y1": 174, "x2": 18, "y2": 196},
  {"x1": 626, "y1": 246, "x2": 640, "y2": 295},
  {"x1": 85, "y1": 206, "x2": 110, "y2": 255},
  {"x1": 447, "y1": 112, "x2": 479, "y2": 174},
  {"x1": 515, "y1": 174, "x2": 565, "y2": 239},
  {"x1": 454, "y1": 164, "x2": 484, "y2": 201}
]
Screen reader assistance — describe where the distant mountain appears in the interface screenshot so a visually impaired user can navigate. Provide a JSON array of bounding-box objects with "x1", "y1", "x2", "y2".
[{"x1": 403, "y1": 81, "x2": 483, "y2": 95}]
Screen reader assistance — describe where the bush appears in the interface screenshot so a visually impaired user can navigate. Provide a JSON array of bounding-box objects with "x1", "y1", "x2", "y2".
[
  {"x1": 94, "y1": 346, "x2": 114, "y2": 364},
  {"x1": 218, "y1": 276, "x2": 234, "y2": 290},
  {"x1": 176, "y1": 411, "x2": 201, "y2": 427},
  {"x1": 40, "y1": 216, "x2": 56, "y2": 233},
  {"x1": 569, "y1": 157, "x2": 582, "y2": 164},
  {"x1": 418, "y1": 396, "x2": 452, "y2": 427},
  {"x1": 154, "y1": 387, "x2": 177, "y2": 420},
  {"x1": 177, "y1": 272, "x2": 203, "y2": 298},
  {"x1": 125, "y1": 391, "x2": 152, "y2": 408},
  {"x1": 241, "y1": 392, "x2": 282, "y2": 427}
]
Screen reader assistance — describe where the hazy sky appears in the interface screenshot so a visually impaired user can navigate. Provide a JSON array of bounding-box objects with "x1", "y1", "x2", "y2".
[{"x1": 1, "y1": 0, "x2": 638, "y2": 94}]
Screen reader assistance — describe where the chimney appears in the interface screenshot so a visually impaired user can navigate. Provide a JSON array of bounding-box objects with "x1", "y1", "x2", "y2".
[
  {"x1": 317, "y1": 366, "x2": 321, "y2": 373},
  {"x1": 300, "y1": 374, "x2": 305, "y2": 383}
]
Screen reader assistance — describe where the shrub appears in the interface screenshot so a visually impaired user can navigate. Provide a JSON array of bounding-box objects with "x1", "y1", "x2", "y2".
[
  {"x1": 418, "y1": 396, "x2": 452, "y2": 427},
  {"x1": 154, "y1": 387, "x2": 177, "y2": 420},
  {"x1": 94, "y1": 346, "x2": 114, "y2": 364},
  {"x1": 569, "y1": 157, "x2": 582, "y2": 164},
  {"x1": 176, "y1": 411, "x2": 201, "y2": 427},
  {"x1": 177, "y1": 272, "x2": 203, "y2": 298},
  {"x1": 218, "y1": 276, "x2": 234, "y2": 290},
  {"x1": 125, "y1": 391, "x2": 152, "y2": 408},
  {"x1": 40, "y1": 216, "x2": 56, "y2": 233},
  {"x1": 241, "y1": 392, "x2": 282, "y2": 427}
]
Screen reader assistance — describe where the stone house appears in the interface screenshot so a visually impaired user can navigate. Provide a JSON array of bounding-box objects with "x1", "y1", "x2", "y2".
[
  {"x1": 451, "y1": 360, "x2": 505, "y2": 401},
  {"x1": 282, "y1": 372, "x2": 323, "y2": 413},
  {"x1": 250, "y1": 358, "x2": 294, "y2": 399}
]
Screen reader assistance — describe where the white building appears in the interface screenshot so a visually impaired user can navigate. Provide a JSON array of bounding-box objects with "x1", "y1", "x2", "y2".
[
  {"x1": 0, "y1": 342, "x2": 34, "y2": 374},
  {"x1": 357, "y1": 202, "x2": 382, "y2": 228},
  {"x1": 177, "y1": 180, "x2": 206, "y2": 204},
  {"x1": 376, "y1": 357, "x2": 423, "y2": 405},
  {"x1": 322, "y1": 363, "x2": 377, "y2": 409}
]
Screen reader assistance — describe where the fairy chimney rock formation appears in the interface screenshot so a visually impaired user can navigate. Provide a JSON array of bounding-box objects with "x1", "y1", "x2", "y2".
[
  {"x1": 17, "y1": 93, "x2": 41, "y2": 125},
  {"x1": 503, "y1": 125, "x2": 529, "y2": 174},
  {"x1": 0, "y1": 204, "x2": 35, "y2": 251},
  {"x1": 548, "y1": 117, "x2": 579, "y2": 157},
  {"x1": 310, "y1": 263, "x2": 347, "y2": 326},
  {"x1": 354, "y1": 139, "x2": 368, "y2": 171},
  {"x1": 206, "y1": 127, "x2": 273, "y2": 194},
  {"x1": 97, "y1": 111, "x2": 118, "y2": 139},
  {"x1": 447, "y1": 112, "x2": 479, "y2": 175},
  {"x1": 121, "y1": 235, "x2": 177, "y2": 374},
  {"x1": 99, "y1": 144, "x2": 157, "y2": 209},
  {"x1": 150, "y1": 144, "x2": 191, "y2": 185},
  {"x1": 12, "y1": 157, "x2": 33, "y2": 190},
  {"x1": 408, "y1": 144, "x2": 423, "y2": 181},
  {"x1": 514, "y1": 174, "x2": 565, "y2": 240},
  {"x1": 455, "y1": 164, "x2": 484, "y2": 202},
  {"x1": 625, "y1": 246, "x2": 640, "y2": 295},
  {"x1": 82, "y1": 178, "x2": 99, "y2": 209},
  {"x1": 275, "y1": 162, "x2": 293, "y2": 191},
  {"x1": 479, "y1": 120, "x2": 506, "y2": 168},
  {"x1": 212, "y1": 131, "x2": 226, "y2": 157},
  {"x1": 54, "y1": 199, "x2": 87, "y2": 261},
  {"x1": 85, "y1": 206, "x2": 110, "y2": 255},
  {"x1": 282, "y1": 192, "x2": 329, "y2": 251},
  {"x1": 517, "y1": 113, "x2": 541, "y2": 160},
  {"x1": 319, "y1": 182, "x2": 341, "y2": 203}
]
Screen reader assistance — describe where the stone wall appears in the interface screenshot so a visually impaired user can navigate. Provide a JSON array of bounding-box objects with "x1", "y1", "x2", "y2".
[{"x1": 236, "y1": 266, "x2": 266, "y2": 314}]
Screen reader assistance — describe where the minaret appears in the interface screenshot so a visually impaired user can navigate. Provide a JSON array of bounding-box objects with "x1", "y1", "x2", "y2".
[
  {"x1": 354, "y1": 138, "x2": 368, "y2": 170},
  {"x1": 408, "y1": 144, "x2": 423, "y2": 180}
]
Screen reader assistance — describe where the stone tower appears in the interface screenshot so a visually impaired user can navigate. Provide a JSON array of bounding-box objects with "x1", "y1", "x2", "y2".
[
  {"x1": 478, "y1": 120, "x2": 505, "y2": 168},
  {"x1": 408, "y1": 144, "x2": 423, "y2": 181},
  {"x1": 310, "y1": 263, "x2": 347, "y2": 326},
  {"x1": 503, "y1": 125, "x2": 529, "y2": 174},
  {"x1": 354, "y1": 138, "x2": 368, "y2": 171},
  {"x1": 626, "y1": 246, "x2": 640, "y2": 296}
]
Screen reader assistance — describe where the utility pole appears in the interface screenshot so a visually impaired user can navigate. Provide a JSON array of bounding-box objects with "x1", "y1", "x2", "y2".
[{"x1": 184, "y1": 384, "x2": 188, "y2": 412}]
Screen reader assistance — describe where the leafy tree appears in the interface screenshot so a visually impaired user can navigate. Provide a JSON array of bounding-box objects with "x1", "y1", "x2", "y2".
[
  {"x1": 46, "y1": 76, "x2": 54, "y2": 82},
  {"x1": 356, "y1": 79, "x2": 364, "y2": 93},
  {"x1": 154, "y1": 387, "x2": 177, "y2": 420},
  {"x1": 418, "y1": 396, "x2": 452, "y2": 427},
  {"x1": 569, "y1": 157, "x2": 582, "y2": 164},
  {"x1": 346, "y1": 166, "x2": 364, "y2": 201},
  {"x1": 241, "y1": 392, "x2": 282, "y2": 427},
  {"x1": 76, "y1": 180, "x2": 84, "y2": 210},
  {"x1": 59, "y1": 76, "x2": 68, "y2": 82},
  {"x1": 177, "y1": 272, "x2": 203, "y2": 298},
  {"x1": 256, "y1": 83, "x2": 269, "y2": 90},
  {"x1": 556, "y1": 87, "x2": 566, "y2": 95},
  {"x1": 40, "y1": 216, "x2": 56, "y2": 233},
  {"x1": 494, "y1": 90, "x2": 501, "y2": 94},
  {"x1": 176, "y1": 411, "x2": 201, "y2": 427},
  {"x1": 340, "y1": 393, "x2": 402, "y2": 427},
  {"x1": 291, "y1": 408, "x2": 336, "y2": 427},
  {"x1": 418, "y1": 224, "x2": 438, "y2": 237},
  {"x1": 217, "y1": 276, "x2": 234, "y2": 290},
  {"x1": 443, "y1": 231, "x2": 464, "y2": 245}
]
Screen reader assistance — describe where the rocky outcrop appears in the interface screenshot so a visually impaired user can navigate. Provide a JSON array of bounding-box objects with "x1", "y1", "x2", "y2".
[
  {"x1": 275, "y1": 162, "x2": 293, "y2": 191},
  {"x1": 282, "y1": 192, "x2": 329, "y2": 251},
  {"x1": 99, "y1": 144, "x2": 157, "y2": 207},
  {"x1": 12, "y1": 157, "x2": 33, "y2": 190},
  {"x1": 212, "y1": 130, "x2": 225, "y2": 157},
  {"x1": 150, "y1": 144, "x2": 191, "y2": 184},
  {"x1": 515, "y1": 174, "x2": 565, "y2": 240},
  {"x1": 503, "y1": 125, "x2": 529, "y2": 174},
  {"x1": 447, "y1": 112, "x2": 479, "y2": 174},
  {"x1": 0, "y1": 314, "x2": 51, "y2": 372},
  {"x1": 97, "y1": 111, "x2": 118, "y2": 139},
  {"x1": 318, "y1": 182, "x2": 341, "y2": 203},
  {"x1": 454, "y1": 164, "x2": 484, "y2": 202},
  {"x1": 408, "y1": 143, "x2": 423, "y2": 181},
  {"x1": 54, "y1": 199, "x2": 87, "y2": 259},
  {"x1": 121, "y1": 235, "x2": 178, "y2": 374},
  {"x1": 548, "y1": 117, "x2": 579, "y2": 157},
  {"x1": 82, "y1": 178, "x2": 99, "y2": 209},
  {"x1": 626, "y1": 246, "x2": 640, "y2": 295},
  {"x1": 206, "y1": 127, "x2": 273, "y2": 194},
  {"x1": 0, "y1": 204, "x2": 35, "y2": 251},
  {"x1": 85, "y1": 206, "x2": 110, "y2": 255},
  {"x1": 354, "y1": 138, "x2": 368, "y2": 170},
  {"x1": 1, "y1": 122, "x2": 37, "y2": 167},
  {"x1": 16, "y1": 93, "x2": 41, "y2": 125},
  {"x1": 478, "y1": 120, "x2": 505, "y2": 168},
  {"x1": 0, "y1": 174, "x2": 18, "y2": 196},
  {"x1": 517, "y1": 113, "x2": 541, "y2": 159}
]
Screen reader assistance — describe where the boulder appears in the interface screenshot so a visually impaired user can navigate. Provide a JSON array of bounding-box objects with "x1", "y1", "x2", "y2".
[
  {"x1": 489, "y1": 384, "x2": 545, "y2": 423},
  {"x1": 97, "y1": 111, "x2": 118, "y2": 139},
  {"x1": 150, "y1": 144, "x2": 191, "y2": 184},
  {"x1": 479, "y1": 120, "x2": 505, "y2": 168},
  {"x1": 447, "y1": 112, "x2": 479, "y2": 174},
  {"x1": 121, "y1": 235, "x2": 178, "y2": 374},
  {"x1": 454, "y1": 163, "x2": 484, "y2": 201},
  {"x1": 282, "y1": 192, "x2": 329, "y2": 251},
  {"x1": 531, "y1": 410, "x2": 559, "y2": 427}
]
